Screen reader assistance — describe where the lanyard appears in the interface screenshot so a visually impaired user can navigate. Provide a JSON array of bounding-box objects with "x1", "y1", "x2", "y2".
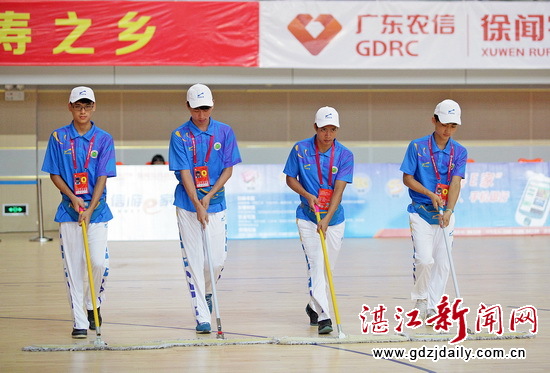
[
  {"x1": 428, "y1": 135, "x2": 454, "y2": 184},
  {"x1": 70, "y1": 135, "x2": 96, "y2": 171},
  {"x1": 189, "y1": 131, "x2": 214, "y2": 165},
  {"x1": 314, "y1": 138, "x2": 335, "y2": 187}
]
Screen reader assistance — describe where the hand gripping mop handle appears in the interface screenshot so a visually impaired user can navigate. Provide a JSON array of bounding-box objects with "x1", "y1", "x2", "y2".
[
  {"x1": 439, "y1": 208, "x2": 461, "y2": 299},
  {"x1": 80, "y1": 208, "x2": 103, "y2": 342},
  {"x1": 314, "y1": 205, "x2": 345, "y2": 338}
]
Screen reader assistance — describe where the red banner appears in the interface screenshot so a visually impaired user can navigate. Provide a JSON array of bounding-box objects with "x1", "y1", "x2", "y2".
[{"x1": 0, "y1": 1, "x2": 259, "y2": 66}]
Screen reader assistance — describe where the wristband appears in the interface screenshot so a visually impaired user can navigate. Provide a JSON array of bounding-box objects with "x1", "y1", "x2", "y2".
[{"x1": 446, "y1": 209, "x2": 454, "y2": 213}]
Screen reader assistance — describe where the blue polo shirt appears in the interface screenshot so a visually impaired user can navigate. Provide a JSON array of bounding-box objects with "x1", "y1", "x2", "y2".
[
  {"x1": 283, "y1": 136, "x2": 354, "y2": 225},
  {"x1": 400, "y1": 133, "x2": 467, "y2": 212},
  {"x1": 41, "y1": 122, "x2": 117, "y2": 223},
  {"x1": 169, "y1": 118, "x2": 241, "y2": 213}
]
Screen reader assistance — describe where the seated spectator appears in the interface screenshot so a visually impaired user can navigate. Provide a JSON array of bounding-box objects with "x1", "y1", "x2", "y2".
[{"x1": 150, "y1": 154, "x2": 166, "y2": 165}]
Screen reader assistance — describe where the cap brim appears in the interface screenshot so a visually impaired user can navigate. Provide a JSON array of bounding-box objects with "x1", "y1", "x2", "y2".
[
  {"x1": 188, "y1": 100, "x2": 213, "y2": 108},
  {"x1": 438, "y1": 115, "x2": 461, "y2": 125}
]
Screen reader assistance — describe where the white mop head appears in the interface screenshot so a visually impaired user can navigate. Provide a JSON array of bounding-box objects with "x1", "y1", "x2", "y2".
[
  {"x1": 277, "y1": 334, "x2": 409, "y2": 345},
  {"x1": 22, "y1": 331, "x2": 534, "y2": 351},
  {"x1": 22, "y1": 337, "x2": 276, "y2": 352}
]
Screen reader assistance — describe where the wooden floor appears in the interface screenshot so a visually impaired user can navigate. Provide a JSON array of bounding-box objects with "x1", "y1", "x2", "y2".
[{"x1": 1, "y1": 231, "x2": 549, "y2": 372}]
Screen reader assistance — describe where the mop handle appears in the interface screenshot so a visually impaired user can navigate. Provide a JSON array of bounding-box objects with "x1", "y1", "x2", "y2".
[
  {"x1": 439, "y1": 208, "x2": 461, "y2": 299},
  {"x1": 80, "y1": 208, "x2": 101, "y2": 335},
  {"x1": 314, "y1": 205, "x2": 342, "y2": 326}
]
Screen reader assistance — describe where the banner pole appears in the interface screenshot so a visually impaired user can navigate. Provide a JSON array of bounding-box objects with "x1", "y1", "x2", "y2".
[{"x1": 30, "y1": 178, "x2": 52, "y2": 242}]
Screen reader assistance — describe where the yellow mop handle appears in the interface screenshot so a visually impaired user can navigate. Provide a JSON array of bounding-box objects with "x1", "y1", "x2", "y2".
[
  {"x1": 80, "y1": 216, "x2": 101, "y2": 335},
  {"x1": 314, "y1": 206, "x2": 342, "y2": 327}
]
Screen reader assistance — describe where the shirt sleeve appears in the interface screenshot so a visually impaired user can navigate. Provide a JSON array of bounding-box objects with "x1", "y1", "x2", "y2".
[
  {"x1": 41, "y1": 132, "x2": 62, "y2": 175},
  {"x1": 400, "y1": 141, "x2": 418, "y2": 176},
  {"x1": 283, "y1": 144, "x2": 299, "y2": 177},
  {"x1": 452, "y1": 144, "x2": 468, "y2": 179},
  {"x1": 222, "y1": 127, "x2": 242, "y2": 168},
  {"x1": 335, "y1": 148, "x2": 354, "y2": 183},
  {"x1": 168, "y1": 129, "x2": 191, "y2": 171},
  {"x1": 96, "y1": 134, "x2": 117, "y2": 177}
]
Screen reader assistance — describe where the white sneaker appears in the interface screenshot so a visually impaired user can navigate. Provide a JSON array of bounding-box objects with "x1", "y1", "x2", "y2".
[
  {"x1": 425, "y1": 309, "x2": 437, "y2": 325},
  {"x1": 414, "y1": 299, "x2": 428, "y2": 320}
]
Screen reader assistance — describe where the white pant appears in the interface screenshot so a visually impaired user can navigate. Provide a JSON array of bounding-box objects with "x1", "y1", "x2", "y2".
[
  {"x1": 176, "y1": 208, "x2": 227, "y2": 324},
  {"x1": 297, "y1": 218, "x2": 345, "y2": 322},
  {"x1": 59, "y1": 222, "x2": 109, "y2": 330},
  {"x1": 409, "y1": 213, "x2": 455, "y2": 311}
]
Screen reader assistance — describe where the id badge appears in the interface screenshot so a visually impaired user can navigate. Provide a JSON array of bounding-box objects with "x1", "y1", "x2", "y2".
[
  {"x1": 194, "y1": 166, "x2": 210, "y2": 188},
  {"x1": 318, "y1": 188, "x2": 333, "y2": 210},
  {"x1": 74, "y1": 172, "x2": 89, "y2": 195},
  {"x1": 435, "y1": 183, "x2": 449, "y2": 205}
]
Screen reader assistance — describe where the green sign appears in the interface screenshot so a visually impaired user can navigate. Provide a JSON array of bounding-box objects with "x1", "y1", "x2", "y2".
[{"x1": 3, "y1": 204, "x2": 28, "y2": 216}]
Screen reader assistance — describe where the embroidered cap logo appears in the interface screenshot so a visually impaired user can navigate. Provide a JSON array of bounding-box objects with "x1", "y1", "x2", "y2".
[{"x1": 288, "y1": 14, "x2": 342, "y2": 56}]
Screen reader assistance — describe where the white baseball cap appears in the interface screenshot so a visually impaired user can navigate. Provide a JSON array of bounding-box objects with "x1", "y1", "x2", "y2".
[
  {"x1": 187, "y1": 83, "x2": 214, "y2": 108},
  {"x1": 69, "y1": 86, "x2": 95, "y2": 103},
  {"x1": 434, "y1": 99, "x2": 461, "y2": 125},
  {"x1": 315, "y1": 106, "x2": 340, "y2": 127}
]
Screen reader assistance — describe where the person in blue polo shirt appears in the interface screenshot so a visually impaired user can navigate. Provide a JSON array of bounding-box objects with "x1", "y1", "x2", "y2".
[
  {"x1": 169, "y1": 83, "x2": 241, "y2": 334},
  {"x1": 400, "y1": 99, "x2": 468, "y2": 322},
  {"x1": 42, "y1": 86, "x2": 116, "y2": 338},
  {"x1": 283, "y1": 106, "x2": 354, "y2": 334}
]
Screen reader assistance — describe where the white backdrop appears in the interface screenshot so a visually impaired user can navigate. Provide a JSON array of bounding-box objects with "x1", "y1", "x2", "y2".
[
  {"x1": 260, "y1": 1, "x2": 550, "y2": 69},
  {"x1": 107, "y1": 162, "x2": 550, "y2": 241},
  {"x1": 108, "y1": 165, "x2": 179, "y2": 241}
]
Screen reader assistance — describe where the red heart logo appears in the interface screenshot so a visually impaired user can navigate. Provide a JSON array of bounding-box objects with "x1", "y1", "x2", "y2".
[{"x1": 288, "y1": 14, "x2": 342, "y2": 56}]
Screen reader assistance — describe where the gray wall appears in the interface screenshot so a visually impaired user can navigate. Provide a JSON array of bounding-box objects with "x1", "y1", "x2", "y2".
[
  {"x1": 1, "y1": 84, "x2": 549, "y2": 233},
  {"x1": 2, "y1": 86, "x2": 549, "y2": 147}
]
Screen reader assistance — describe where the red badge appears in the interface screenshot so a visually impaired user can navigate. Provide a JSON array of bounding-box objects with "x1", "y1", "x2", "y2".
[
  {"x1": 318, "y1": 188, "x2": 333, "y2": 210},
  {"x1": 435, "y1": 183, "x2": 449, "y2": 205},
  {"x1": 74, "y1": 172, "x2": 89, "y2": 195},
  {"x1": 194, "y1": 166, "x2": 210, "y2": 188}
]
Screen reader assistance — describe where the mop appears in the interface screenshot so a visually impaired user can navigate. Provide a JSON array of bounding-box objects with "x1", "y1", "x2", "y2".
[
  {"x1": 25, "y1": 216, "x2": 110, "y2": 351},
  {"x1": 22, "y1": 337, "x2": 277, "y2": 352},
  {"x1": 407, "y1": 209, "x2": 533, "y2": 342},
  {"x1": 278, "y1": 205, "x2": 410, "y2": 345},
  {"x1": 81, "y1": 216, "x2": 107, "y2": 349},
  {"x1": 315, "y1": 204, "x2": 345, "y2": 338}
]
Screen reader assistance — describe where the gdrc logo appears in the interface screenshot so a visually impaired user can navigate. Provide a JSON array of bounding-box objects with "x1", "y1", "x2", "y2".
[{"x1": 288, "y1": 14, "x2": 342, "y2": 56}]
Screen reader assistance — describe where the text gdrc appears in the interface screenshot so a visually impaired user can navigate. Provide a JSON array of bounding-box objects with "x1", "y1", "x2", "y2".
[{"x1": 356, "y1": 40, "x2": 418, "y2": 57}]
